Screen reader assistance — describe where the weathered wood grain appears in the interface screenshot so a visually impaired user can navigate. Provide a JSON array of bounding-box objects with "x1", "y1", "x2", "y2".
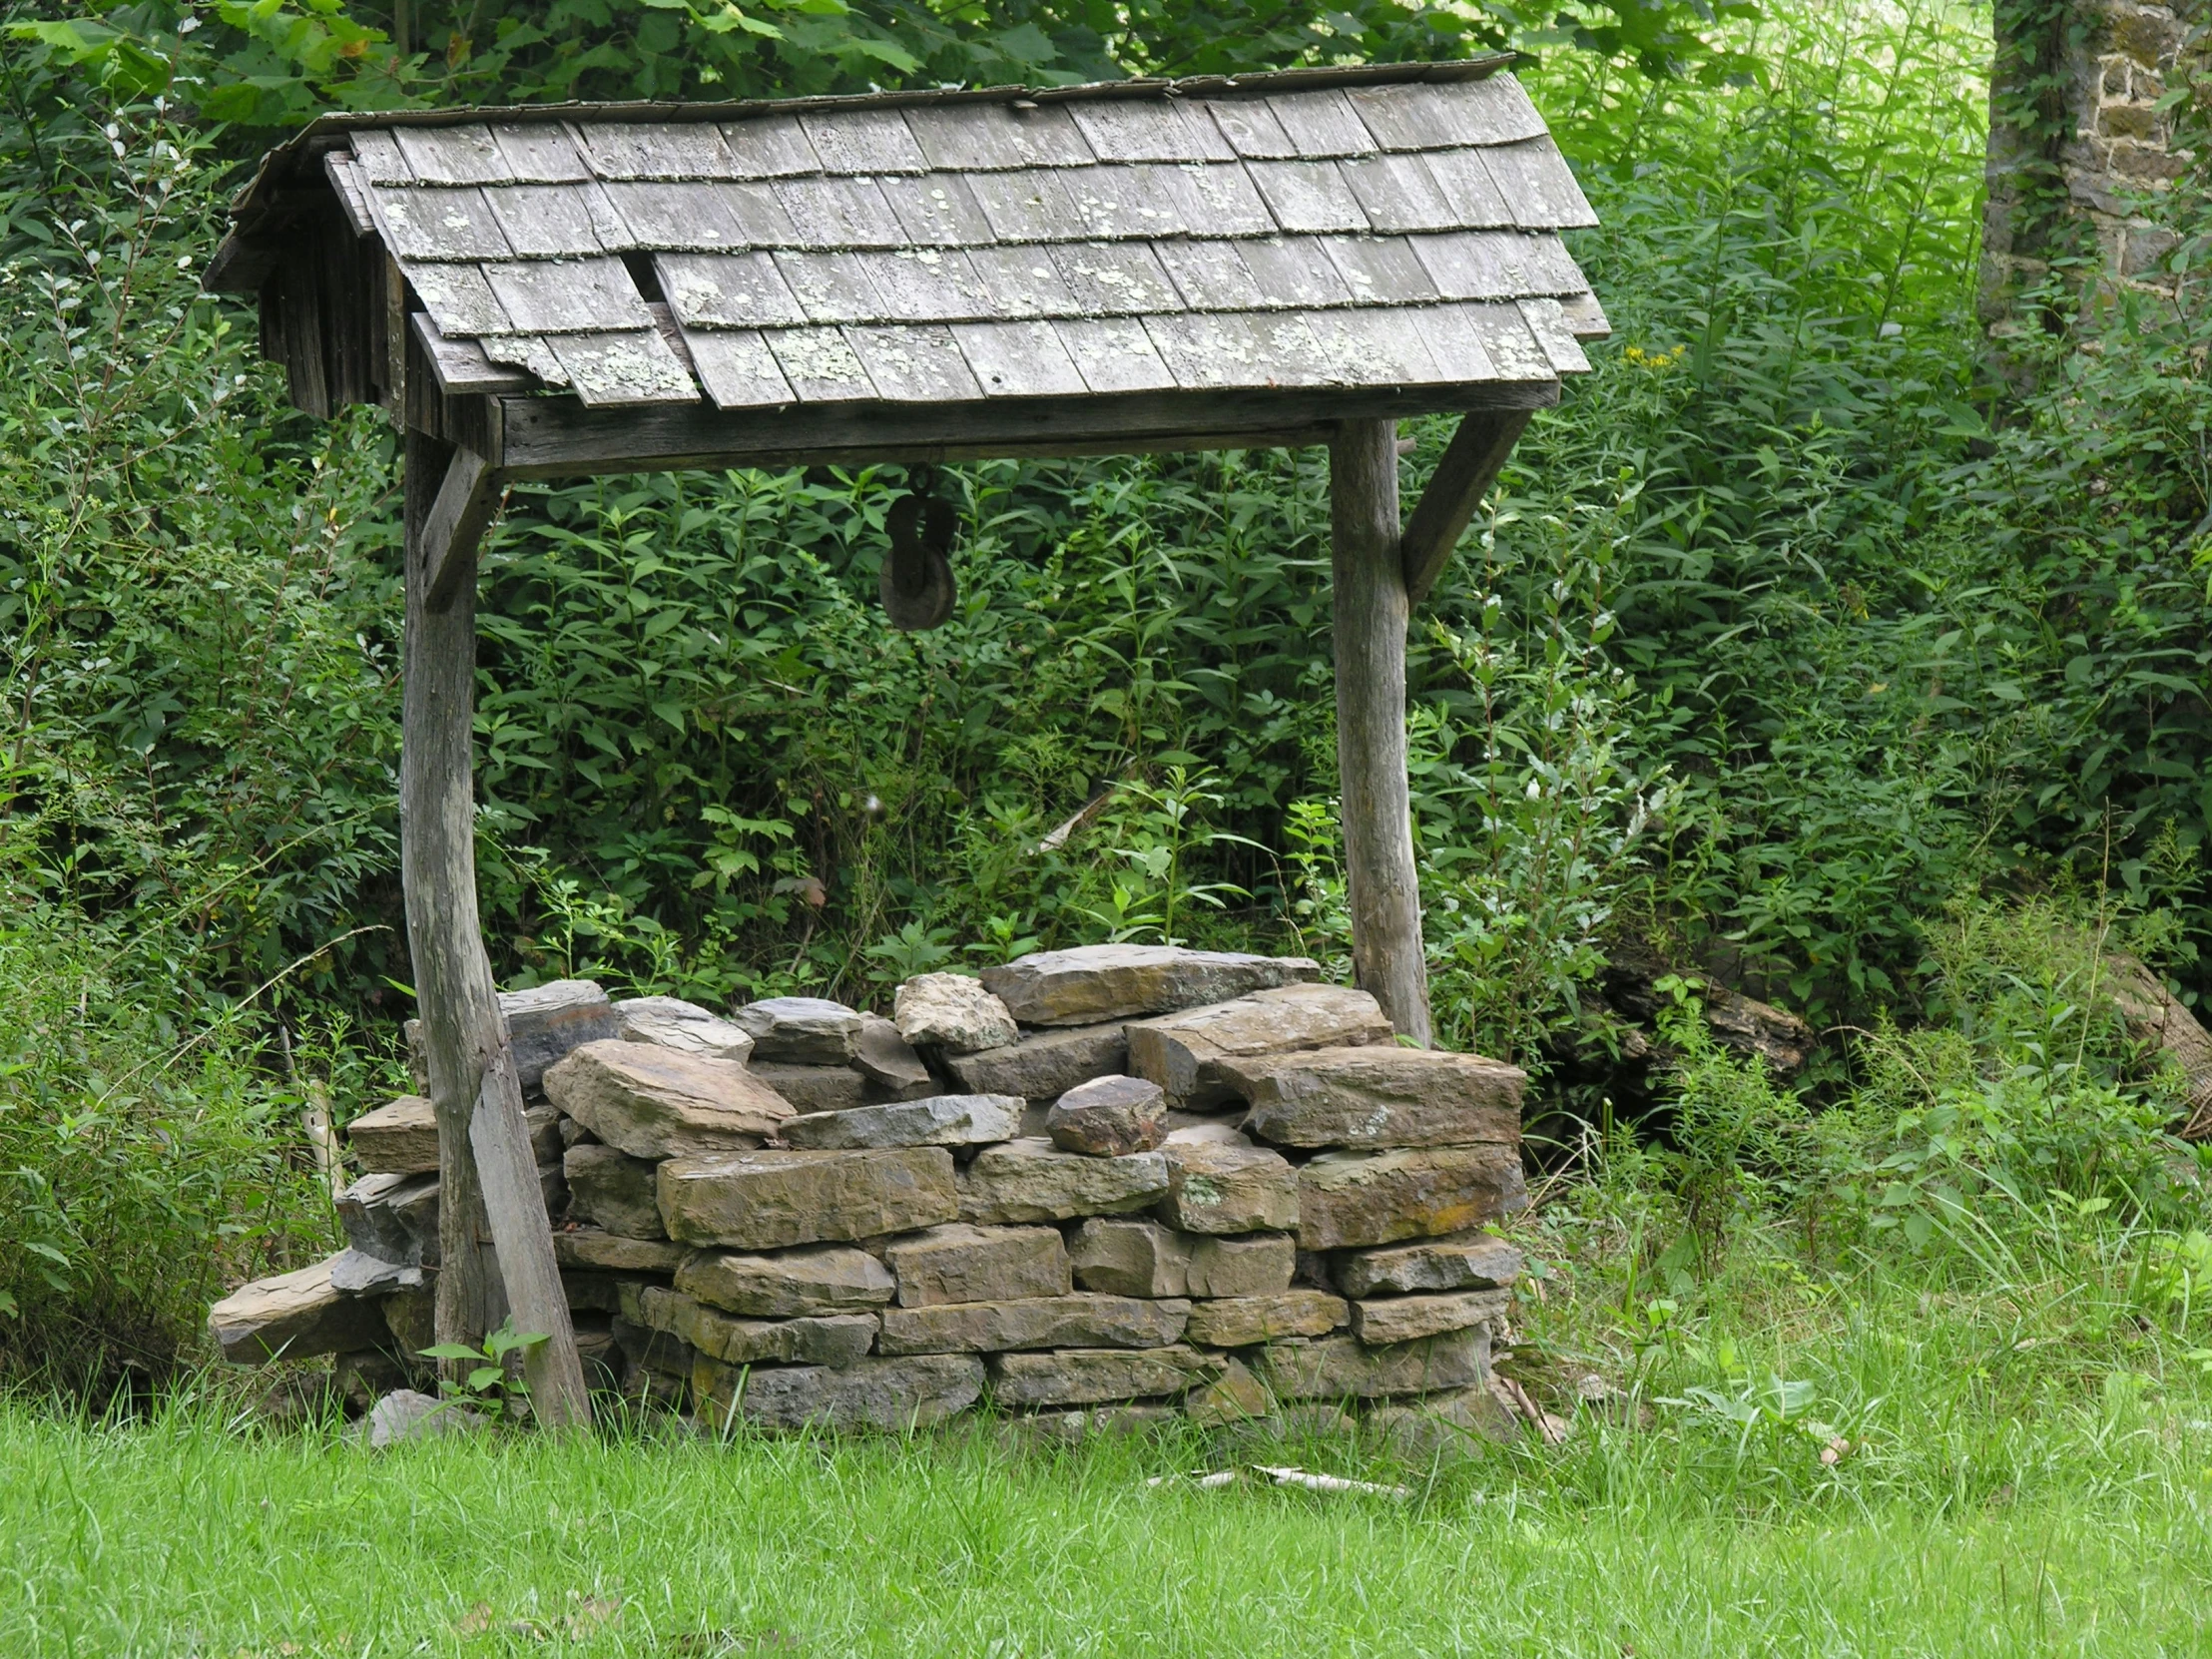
[
  {"x1": 1239, "y1": 236, "x2": 1357, "y2": 308},
  {"x1": 1268, "y1": 89, "x2": 1377, "y2": 159},
  {"x1": 1479, "y1": 141, "x2": 1600, "y2": 230},
  {"x1": 1245, "y1": 160, "x2": 1370, "y2": 235},
  {"x1": 802, "y1": 107, "x2": 928, "y2": 175},
  {"x1": 1204, "y1": 98, "x2": 1299, "y2": 160},
  {"x1": 903, "y1": 103, "x2": 1095, "y2": 172},
  {"x1": 1340, "y1": 154, "x2": 1458, "y2": 234},
  {"x1": 845, "y1": 323, "x2": 984, "y2": 402},
  {"x1": 877, "y1": 173, "x2": 998, "y2": 248},
  {"x1": 1416, "y1": 149, "x2": 1518, "y2": 230},
  {"x1": 420, "y1": 444, "x2": 500, "y2": 613},
  {"x1": 394, "y1": 124, "x2": 510, "y2": 187},
  {"x1": 369, "y1": 186, "x2": 514, "y2": 262},
  {"x1": 1049, "y1": 243, "x2": 1182, "y2": 316},
  {"x1": 951, "y1": 319, "x2": 1087, "y2": 396},
  {"x1": 546, "y1": 329, "x2": 699, "y2": 406},
  {"x1": 574, "y1": 121, "x2": 736, "y2": 181},
  {"x1": 683, "y1": 327, "x2": 798, "y2": 408},
  {"x1": 774, "y1": 176, "x2": 905, "y2": 248},
  {"x1": 966, "y1": 169, "x2": 1092, "y2": 244},
  {"x1": 483, "y1": 257, "x2": 650, "y2": 333},
  {"x1": 776, "y1": 251, "x2": 889, "y2": 323},
  {"x1": 657, "y1": 252, "x2": 809, "y2": 328},
  {"x1": 410, "y1": 313, "x2": 533, "y2": 395},
  {"x1": 1071, "y1": 98, "x2": 1235, "y2": 165},
  {"x1": 1330, "y1": 418, "x2": 1430, "y2": 1045},
  {"x1": 481, "y1": 183, "x2": 609, "y2": 259},
  {"x1": 719, "y1": 115, "x2": 823, "y2": 180},
  {"x1": 490, "y1": 123, "x2": 591, "y2": 184}
]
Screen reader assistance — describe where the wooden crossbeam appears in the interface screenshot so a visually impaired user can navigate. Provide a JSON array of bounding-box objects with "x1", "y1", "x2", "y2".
[
  {"x1": 1398, "y1": 409, "x2": 1533, "y2": 606},
  {"x1": 419, "y1": 444, "x2": 501, "y2": 613}
]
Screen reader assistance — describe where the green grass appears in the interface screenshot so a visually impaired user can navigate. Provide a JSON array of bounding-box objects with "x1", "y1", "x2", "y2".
[{"x1": 7, "y1": 1236, "x2": 2212, "y2": 1658}]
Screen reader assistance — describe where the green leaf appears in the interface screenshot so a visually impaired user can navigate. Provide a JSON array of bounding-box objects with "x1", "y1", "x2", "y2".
[{"x1": 419, "y1": 1342, "x2": 483, "y2": 1362}]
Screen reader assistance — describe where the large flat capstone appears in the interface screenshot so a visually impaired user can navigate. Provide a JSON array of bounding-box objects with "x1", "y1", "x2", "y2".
[
  {"x1": 613, "y1": 995, "x2": 756, "y2": 1063},
  {"x1": 499, "y1": 978, "x2": 620, "y2": 1092},
  {"x1": 551, "y1": 1227, "x2": 688, "y2": 1275},
  {"x1": 696, "y1": 1353, "x2": 985, "y2": 1430},
  {"x1": 956, "y1": 1138, "x2": 1169, "y2": 1224},
  {"x1": 1332, "y1": 1234, "x2": 1524, "y2": 1297},
  {"x1": 545, "y1": 1040, "x2": 792, "y2": 1159},
  {"x1": 658, "y1": 1147, "x2": 958, "y2": 1249},
  {"x1": 1126, "y1": 984, "x2": 1392, "y2": 1106},
  {"x1": 1349, "y1": 1288, "x2": 1511, "y2": 1345},
  {"x1": 641, "y1": 1287, "x2": 877, "y2": 1368},
  {"x1": 980, "y1": 944, "x2": 1320, "y2": 1027},
  {"x1": 1230, "y1": 1046, "x2": 1524, "y2": 1149},
  {"x1": 1184, "y1": 1290, "x2": 1347, "y2": 1347},
  {"x1": 878, "y1": 1294, "x2": 1189, "y2": 1355},
  {"x1": 1296, "y1": 1147, "x2": 1527, "y2": 1251},
  {"x1": 209, "y1": 1256, "x2": 389, "y2": 1365}
]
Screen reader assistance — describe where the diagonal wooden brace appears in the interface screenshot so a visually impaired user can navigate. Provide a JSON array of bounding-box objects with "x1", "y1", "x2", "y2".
[
  {"x1": 1398, "y1": 409, "x2": 1533, "y2": 607},
  {"x1": 420, "y1": 445, "x2": 502, "y2": 614}
]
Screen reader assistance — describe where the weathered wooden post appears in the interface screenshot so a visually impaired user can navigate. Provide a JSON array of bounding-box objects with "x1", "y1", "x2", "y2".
[
  {"x1": 401, "y1": 427, "x2": 592, "y2": 1428},
  {"x1": 1330, "y1": 418, "x2": 1432, "y2": 1046}
]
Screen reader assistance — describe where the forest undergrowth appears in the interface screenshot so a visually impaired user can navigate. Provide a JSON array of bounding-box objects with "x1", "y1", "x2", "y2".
[{"x1": 0, "y1": 0, "x2": 2208, "y2": 1507}]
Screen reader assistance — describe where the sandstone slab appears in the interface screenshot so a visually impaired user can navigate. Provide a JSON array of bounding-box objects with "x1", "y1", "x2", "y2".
[
  {"x1": 853, "y1": 1014, "x2": 937, "y2": 1100},
  {"x1": 498, "y1": 979, "x2": 621, "y2": 1092},
  {"x1": 209, "y1": 1257, "x2": 388, "y2": 1365},
  {"x1": 1351, "y1": 1289, "x2": 1511, "y2": 1345},
  {"x1": 551, "y1": 1227, "x2": 689, "y2": 1275},
  {"x1": 343, "y1": 1094, "x2": 438, "y2": 1174},
  {"x1": 1127, "y1": 984, "x2": 1391, "y2": 1106},
  {"x1": 957, "y1": 1138, "x2": 1169, "y2": 1224},
  {"x1": 614, "y1": 994, "x2": 756, "y2": 1062},
  {"x1": 676, "y1": 1243, "x2": 895, "y2": 1317},
  {"x1": 697, "y1": 1353, "x2": 985, "y2": 1429},
  {"x1": 1184, "y1": 1357, "x2": 1272, "y2": 1427},
  {"x1": 659, "y1": 1147, "x2": 957, "y2": 1249},
  {"x1": 733, "y1": 997, "x2": 863, "y2": 1065},
  {"x1": 1231, "y1": 1046, "x2": 1524, "y2": 1148},
  {"x1": 1296, "y1": 1148, "x2": 1526, "y2": 1251},
  {"x1": 1186, "y1": 1290, "x2": 1347, "y2": 1347},
  {"x1": 1332, "y1": 1234, "x2": 1524, "y2": 1298},
  {"x1": 327, "y1": 1249, "x2": 424, "y2": 1296},
  {"x1": 563, "y1": 1143, "x2": 666, "y2": 1239},
  {"x1": 781, "y1": 1093, "x2": 1022, "y2": 1150},
  {"x1": 749, "y1": 1063, "x2": 868, "y2": 1115},
  {"x1": 337, "y1": 1172, "x2": 439, "y2": 1267},
  {"x1": 1068, "y1": 1217, "x2": 1191, "y2": 1297},
  {"x1": 546, "y1": 1040, "x2": 792, "y2": 1159},
  {"x1": 1365, "y1": 1384, "x2": 1517, "y2": 1456},
  {"x1": 987, "y1": 1345, "x2": 1214, "y2": 1407},
  {"x1": 1255, "y1": 1330, "x2": 1488, "y2": 1400},
  {"x1": 1161, "y1": 1141, "x2": 1298, "y2": 1235},
  {"x1": 893, "y1": 972, "x2": 1020, "y2": 1053},
  {"x1": 882, "y1": 1224, "x2": 1069, "y2": 1308},
  {"x1": 945, "y1": 1022, "x2": 1128, "y2": 1099},
  {"x1": 642, "y1": 1287, "x2": 877, "y2": 1369},
  {"x1": 878, "y1": 1294, "x2": 1188, "y2": 1356},
  {"x1": 1186, "y1": 1233, "x2": 1296, "y2": 1299},
  {"x1": 981, "y1": 944, "x2": 1320, "y2": 1027},
  {"x1": 1046, "y1": 1074, "x2": 1167, "y2": 1156}
]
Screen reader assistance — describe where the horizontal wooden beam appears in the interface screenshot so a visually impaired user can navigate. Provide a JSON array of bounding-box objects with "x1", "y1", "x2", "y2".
[
  {"x1": 419, "y1": 445, "x2": 501, "y2": 613},
  {"x1": 1399, "y1": 408, "x2": 1533, "y2": 606},
  {"x1": 493, "y1": 380, "x2": 1559, "y2": 479}
]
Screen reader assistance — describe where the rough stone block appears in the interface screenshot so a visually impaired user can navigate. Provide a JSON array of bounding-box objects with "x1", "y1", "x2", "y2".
[
  {"x1": 614, "y1": 994, "x2": 756, "y2": 1063},
  {"x1": 1296, "y1": 1148, "x2": 1526, "y2": 1251},
  {"x1": 659, "y1": 1147, "x2": 958, "y2": 1249},
  {"x1": 642, "y1": 1286, "x2": 877, "y2": 1369},
  {"x1": 546, "y1": 1040, "x2": 793, "y2": 1159},
  {"x1": 1184, "y1": 1356, "x2": 1272, "y2": 1427},
  {"x1": 1068, "y1": 1217, "x2": 1191, "y2": 1298},
  {"x1": 894, "y1": 972, "x2": 1020, "y2": 1053},
  {"x1": 1185, "y1": 1290, "x2": 1347, "y2": 1347},
  {"x1": 1332, "y1": 1233, "x2": 1523, "y2": 1298},
  {"x1": 493, "y1": 979, "x2": 621, "y2": 1093},
  {"x1": 1350, "y1": 1289, "x2": 1510, "y2": 1346},
  {"x1": 696, "y1": 1353, "x2": 984, "y2": 1430},
  {"x1": 337, "y1": 1172, "x2": 439, "y2": 1267},
  {"x1": 1160, "y1": 1140, "x2": 1298, "y2": 1235},
  {"x1": 878, "y1": 1294, "x2": 1188, "y2": 1356},
  {"x1": 364, "y1": 1388, "x2": 486, "y2": 1447},
  {"x1": 327, "y1": 1249, "x2": 424, "y2": 1296},
  {"x1": 750, "y1": 1063, "x2": 868, "y2": 1115},
  {"x1": 733, "y1": 997, "x2": 863, "y2": 1065},
  {"x1": 1365, "y1": 1384, "x2": 1517, "y2": 1456},
  {"x1": 946, "y1": 1022, "x2": 1128, "y2": 1099},
  {"x1": 563, "y1": 1142, "x2": 667, "y2": 1239},
  {"x1": 675, "y1": 1243, "x2": 895, "y2": 1317},
  {"x1": 613, "y1": 1314, "x2": 697, "y2": 1379},
  {"x1": 1128, "y1": 984, "x2": 1392, "y2": 1106},
  {"x1": 882, "y1": 1223, "x2": 1069, "y2": 1308},
  {"x1": 342, "y1": 1094, "x2": 438, "y2": 1175},
  {"x1": 782, "y1": 1093, "x2": 1022, "y2": 1150},
  {"x1": 981, "y1": 944, "x2": 1320, "y2": 1027},
  {"x1": 986, "y1": 1346, "x2": 1215, "y2": 1407},
  {"x1": 1046, "y1": 1074, "x2": 1167, "y2": 1156},
  {"x1": 1255, "y1": 1330, "x2": 1488, "y2": 1400},
  {"x1": 957, "y1": 1138, "x2": 1169, "y2": 1224},
  {"x1": 378, "y1": 1284, "x2": 434, "y2": 1359},
  {"x1": 550, "y1": 1227, "x2": 689, "y2": 1275},
  {"x1": 854, "y1": 1014, "x2": 938, "y2": 1101},
  {"x1": 526, "y1": 1105, "x2": 563, "y2": 1168},
  {"x1": 209, "y1": 1257, "x2": 389, "y2": 1365},
  {"x1": 1230, "y1": 1046, "x2": 1523, "y2": 1149},
  {"x1": 1186, "y1": 1233, "x2": 1296, "y2": 1299}
]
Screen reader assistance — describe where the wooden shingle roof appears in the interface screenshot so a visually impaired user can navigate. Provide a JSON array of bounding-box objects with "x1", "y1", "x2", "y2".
[{"x1": 210, "y1": 61, "x2": 1605, "y2": 473}]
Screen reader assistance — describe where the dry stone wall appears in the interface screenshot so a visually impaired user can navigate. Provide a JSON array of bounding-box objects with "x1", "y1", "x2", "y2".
[{"x1": 212, "y1": 945, "x2": 1530, "y2": 1439}]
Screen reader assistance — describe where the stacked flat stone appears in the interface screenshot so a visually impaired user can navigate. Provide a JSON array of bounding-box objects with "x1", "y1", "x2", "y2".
[{"x1": 209, "y1": 945, "x2": 1528, "y2": 1440}]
